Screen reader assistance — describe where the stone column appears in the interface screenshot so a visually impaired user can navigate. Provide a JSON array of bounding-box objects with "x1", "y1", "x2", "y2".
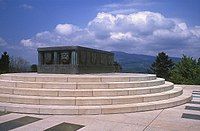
[
  {"x1": 75, "y1": 51, "x2": 78, "y2": 65},
  {"x1": 53, "y1": 51, "x2": 58, "y2": 64},
  {"x1": 71, "y1": 51, "x2": 76, "y2": 65},
  {"x1": 38, "y1": 52, "x2": 43, "y2": 65},
  {"x1": 71, "y1": 51, "x2": 77, "y2": 65}
]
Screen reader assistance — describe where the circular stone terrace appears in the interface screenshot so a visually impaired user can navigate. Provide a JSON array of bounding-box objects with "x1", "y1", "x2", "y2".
[{"x1": 0, "y1": 73, "x2": 192, "y2": 115}]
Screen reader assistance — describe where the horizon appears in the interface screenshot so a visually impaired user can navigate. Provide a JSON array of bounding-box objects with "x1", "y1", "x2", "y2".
[{"x1": 0, "y1": 0, "x2": 200, "y2": 64}]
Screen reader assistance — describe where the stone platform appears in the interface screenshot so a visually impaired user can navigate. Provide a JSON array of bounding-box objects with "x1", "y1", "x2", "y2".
[{"x1": 0, "y1": 73, "x2": 192, "y2": 115}]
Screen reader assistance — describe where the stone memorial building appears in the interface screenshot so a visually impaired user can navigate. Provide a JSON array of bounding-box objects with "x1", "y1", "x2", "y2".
[{"x1": 37, "y1": 46, "x2": 115, "y2": 74}]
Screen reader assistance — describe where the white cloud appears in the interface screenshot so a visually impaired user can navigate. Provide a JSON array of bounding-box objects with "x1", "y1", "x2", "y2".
[
  {"x1": 0, "y1": 37, "x2": 7, "y2": 46},
  {"x1": 20, "y1": 11, "x2": 200, "y2": 58},
  {"x1": 20, "y1": 39, "x2": 34, "y2": 47},
  {"x1": 20, "y1": 4, "x2": 33, "y2": 10},
  {"x1": 55, "y1": 24, "x2": 80, "y2": 35},
  {"x1": 110, "y1": 32, "x2": 133, "y2": 41}
]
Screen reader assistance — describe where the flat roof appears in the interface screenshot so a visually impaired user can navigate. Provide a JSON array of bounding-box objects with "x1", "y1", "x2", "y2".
[{"x1": 37, "y1": 46, "x2": 113, "y2": 55}]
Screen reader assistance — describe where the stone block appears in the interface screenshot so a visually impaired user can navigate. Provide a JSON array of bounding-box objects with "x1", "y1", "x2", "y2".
[
  {"x1": 12, "y1": 76, "x2": 36, "y2": 82},
  {"x1": 59, "y1": 89, "x2": 93, "y2": 97},
  {"x1": 6, "y1": 106, "x2": 40, "y2": 114},
  {"x1": 38, "y1": 90, "x2": 58, "y2": 96},
  {"x1": 177, "y1": 96, "x2": 192, "y2": 105},
  {"x1": 16, "y1": 82, "x2": 42, "y2": 88},
  {"x1": 0, "y1": 87, "x2": 13, "y2": 94},
  {"x1": 10, "y1": 97, "x2": 39, "y2": 104},
  {"x1": 39, "y1": 97, "x2": 75, "y2": 105},
  {"x1": 0, "y1": 81, "x2": 15, "y2": 87},
  {"x1": 155, "y1": 101, "x2": 177, "y2": 109},
  {"x1": 36, "y1": 77, "x2": 54, "y2": 82},
  {"x1": 74, "y1": 90, "x2": 93, "y2": 97},
  {"x1": 0, "y1": 96, "x2": 10, "y2": 102},
  {"x1": 143, "y1": 94, "x2": 169, "y2": 102},
  {"x1": 112, "y1": 96, "x2": 143, "y2": 104},
  {"x1": 11, "y1": 76, "x2": 25, "y2": 81},
  {"x1": 68, "y1": 77, "x2": 101, "y2": 82},
  {"x1": 134, "y1": 89, "x2": 150, "y2": 95},
  {"x1": 58, "y1": 90, "x2": 75, "y2": 97},
  {"x1": 76, "y1": 97, "x2": 112, "y2": 106},
  {"x1": 150, "y1": 87, "x2": 163, "y2": 93},
  {"x1": 0, "y1": 75, "x2": 12, "y2": 80},
  {"x1": 163, "y1": 85, "x2": 173, "y2": 91},
  {"x1": 13, "y1": 88, "x2": 38, "y2": 96},
  {"x1": 43, "y1": 83, "x2": 76, "y2": 89},
  {"x1": 78, "y1": 106, "x2": 101, "y2": 115},
  {"x1": 53, "y1": 77, "x2": 68, "y2": 82},
  {"x1": 101, "y1": 104, "x2": 137, "y2": 114},
  {"x1": 137, "y1": 103, "x2": 156, "y2": 111},
  {"x1": 77, "y1": 83, "x2": 109, "y2": 89},
  {"x1": 93, "y1": 89, "x2": 128, "y2": 97},
  {"x1": 39, "y1": 106, "x2": 78, "y2": 115},
  {"x1": 108, "y1": 82, "x2": 133, "y2": 89},
  {"x1": 169, "y1": 89, "x2": 183, "y2": 98},
  {"x1": 101, "y1": 77, "x2": 129, "y2": 82}
]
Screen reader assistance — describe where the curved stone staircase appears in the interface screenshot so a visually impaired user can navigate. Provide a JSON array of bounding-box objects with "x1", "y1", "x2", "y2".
[{"x1": 0, "y1": 73, "x2": 192, "y2": 115}]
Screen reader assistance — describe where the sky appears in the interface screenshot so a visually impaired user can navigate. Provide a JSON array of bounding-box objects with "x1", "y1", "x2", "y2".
[{"x1": 0, "y1": 0, "x2": 200, "y2": 64}]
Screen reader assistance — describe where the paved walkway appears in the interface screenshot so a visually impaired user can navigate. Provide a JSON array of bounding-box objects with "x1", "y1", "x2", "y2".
[{"x1": 0, "y1": 85, "x2": 199, "y2": 131}]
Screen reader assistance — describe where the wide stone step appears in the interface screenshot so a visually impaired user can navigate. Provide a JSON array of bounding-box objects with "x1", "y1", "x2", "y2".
[
  {"x1": 0, "y1": 73, "x2": 156, "y2": 82},
  {"x1": 0, "y1": 91, "x2": 192, "y2": 114},
  {"x1": 0, "y1": 87, "x2": 182, "y2": 106},
  {"x1": 0, "y1": 82, "x2": 174, "y2": 97},
  {"x1": 0, "y1": 78, "x2": 165, "y2": 89}
]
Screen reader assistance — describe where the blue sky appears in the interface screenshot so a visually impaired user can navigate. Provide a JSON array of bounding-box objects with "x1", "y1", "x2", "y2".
[{"x1": 0, "y1": 0, "x2": 200, "y2": 64}]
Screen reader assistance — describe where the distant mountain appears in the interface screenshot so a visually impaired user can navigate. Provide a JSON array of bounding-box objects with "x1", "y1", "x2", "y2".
[{"x1": 112, "y1": 51, "x2": 180, "y2": 73}]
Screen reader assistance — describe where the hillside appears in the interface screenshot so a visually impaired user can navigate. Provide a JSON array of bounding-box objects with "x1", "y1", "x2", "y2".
[{"x1": 112, "y1": 51, "x2": 180, "y2": 73}]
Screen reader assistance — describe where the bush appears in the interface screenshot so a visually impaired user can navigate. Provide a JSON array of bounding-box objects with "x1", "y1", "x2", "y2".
[
  {"x1": 31, "y1": 64, "x2": 37, "y2": 72},
  {"x1": 0, "y1": 52, "x2": 10, "y2": 74}
]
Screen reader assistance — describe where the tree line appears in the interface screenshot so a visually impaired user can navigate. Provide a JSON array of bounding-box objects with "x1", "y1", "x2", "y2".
[
  {"x1": 150, "y1": 52, "x2": 200, "y2": 85},
  {"x1": 1, "y1": 51, "x2": 199, "y2": 85},
  {"x1": 0, "y1": 51, "x2": 119, "y2": 73},
  {"x1": 0, "y1": 52, "x2": 37, "y2": 74}
]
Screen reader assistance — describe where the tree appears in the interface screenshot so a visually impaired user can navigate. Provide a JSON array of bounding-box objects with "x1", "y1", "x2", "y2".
[
  {"x1": 170, "y1": 55, "x2": 200, "y2": 85},
  {"x1": 31, "y1": 64, "x2": 37, "y2": 72},
  {"x1": 0, "y1": 52, "x2": 10, "y2": 73},
  {"x1": 113, "y1": 61, "x2": 122, "y2": 72},
  {"x1": 197, "y1": 58, "x2": 200, "y2": 65},
  {"x1": 150, "y1": 52, "x2": 174, "y2": 80},
  {"x1": 9, "y1": 56, "x2": 30, "y2": 73}
]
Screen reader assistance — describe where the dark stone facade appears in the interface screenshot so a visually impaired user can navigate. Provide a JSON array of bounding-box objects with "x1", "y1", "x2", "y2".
[{"x1": 37, "y1": 46, "x2": 115, "y2": 74}]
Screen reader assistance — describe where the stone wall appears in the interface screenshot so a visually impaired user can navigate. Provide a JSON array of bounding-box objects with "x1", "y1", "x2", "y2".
[{"x1": 37, "y1": 46, "x2": 115, "y2": 74}]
